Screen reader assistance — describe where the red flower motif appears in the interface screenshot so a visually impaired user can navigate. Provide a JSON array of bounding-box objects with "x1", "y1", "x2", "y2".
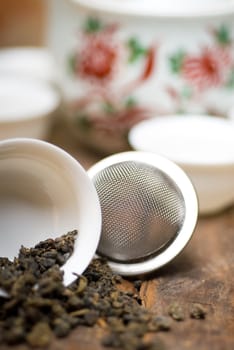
[
  {"x1": 182, "y1": 47, "x2": 232, "y2": 90},
  {"x1": 78, "y1": 31, "x2": 118, "y2": 83}
]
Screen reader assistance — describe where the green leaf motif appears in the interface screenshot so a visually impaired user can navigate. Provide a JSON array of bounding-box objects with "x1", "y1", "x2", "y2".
[
  {"x1": 102, "y1": 102, "x2": 116, "y2": 115},
  {"x1": 181, "y1": 86, "x2": 193, "y2": 99},
  {"x1": 76, "y1": 114, "x2": 92, "y2": 131},
  {"x1": 127, "y1": 38, "x2": 147, "y2": 63},
  {"x1": 125, "y1": 96, "x2": 137, "y2": 108},
  {"x1": 226, "y1": 69, "x2": 234, "y2": 89},
  {"x1": 169, "y1": 50, "x2": 185, "y2": 74},
  {"x1": 215, "y1": 25, "x2": 231, "y2": 45},
  {"x1": 84, "y1": 17, "x2": 102, "y2": 33},
  {"x1": 68, "y1": 53, "x2": 77, "y2": 74}
]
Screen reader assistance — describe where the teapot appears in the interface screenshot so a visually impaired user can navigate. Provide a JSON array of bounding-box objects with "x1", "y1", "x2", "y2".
[{"x1": 48, "y1": 0, "x2": 234, "y2": 153}]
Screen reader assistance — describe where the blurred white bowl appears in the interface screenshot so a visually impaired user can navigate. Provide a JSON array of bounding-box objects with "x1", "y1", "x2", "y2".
[
  {"x1": 0, "y1": 75, "x2": 60, "y2": 140},
  {"x1": 0, "y1": 138, "x2": 101, "y2": 286},
  {"x1": 0, "y1": 47, "x2": 57, "y2": 84},
  {"x1": 129, "y1": 115, "x2": 234, "y2": 214},
  {"x1": 74, "y1": 0, "x2": 234, "y2": 17}
]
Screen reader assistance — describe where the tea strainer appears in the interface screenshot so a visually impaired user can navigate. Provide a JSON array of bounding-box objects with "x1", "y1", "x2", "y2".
[{"x1": 88, "y1": 151, "x2": 198, "y2": 276}]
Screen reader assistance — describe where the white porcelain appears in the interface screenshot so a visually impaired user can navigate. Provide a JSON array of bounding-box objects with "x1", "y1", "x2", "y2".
[
  {"x1": 73, "y1": 0, "x2": 234, "y2": 17},
  {"x1": 0, "y1": 47, "x2": 57, "y2": 84},
  {"x1": 228, "y1": 105, "x2": 234, "y2": 121},
  {"x1": 129, "y1": 115, "x2": 234, "y2": 214},
  {"x1": 47, "y1": 0, "x2": 234, "y2": 154},
  {"x1": 0, "y1": 75, "x2": 60, "y2": 140},
  {"x1": 0, "y1": 138, "x2": 102, "y2": 285}
]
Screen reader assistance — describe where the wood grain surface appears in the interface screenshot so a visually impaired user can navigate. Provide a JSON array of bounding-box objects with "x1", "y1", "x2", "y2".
[{"x1": 1, "y1": 121, "x2": 233, "y2": 350}]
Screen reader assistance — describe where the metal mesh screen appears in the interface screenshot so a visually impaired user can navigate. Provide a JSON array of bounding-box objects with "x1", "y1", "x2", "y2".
[{"x1": 92, "y1": 161, "x2": 186, "y2": 263}]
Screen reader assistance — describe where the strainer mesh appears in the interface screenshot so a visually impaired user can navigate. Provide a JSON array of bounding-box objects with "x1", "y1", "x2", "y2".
[{"x1": 93, "y1": 161, "x2": 186, "y2": 263}]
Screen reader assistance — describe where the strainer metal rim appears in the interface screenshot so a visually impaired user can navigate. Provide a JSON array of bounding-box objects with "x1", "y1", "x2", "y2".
[{"x1": 88, "y1": 151, "x2": 198, "y2": 276}]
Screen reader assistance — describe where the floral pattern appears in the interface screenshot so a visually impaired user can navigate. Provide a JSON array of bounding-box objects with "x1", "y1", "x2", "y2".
[
  {"x1": 182, "y1": 47, "x2": 232, "y2": 90},
  {"x1": 167, "y1": 24, "x2": 234, "y2": 111},
  {"x1": 68, "y1": 17, "x2": 157, "y2": 149},
  {"x1": 67, "y1": 19, "x2": 234, "y2": 152},
  {"x1": 74, "y1": 18, "x2": 119, "y2": 83}
]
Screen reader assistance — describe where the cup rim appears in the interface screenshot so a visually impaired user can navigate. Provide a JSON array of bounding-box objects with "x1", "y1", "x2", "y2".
[
  {"x1": 71, "y1": 0, "x2": 234, "y2": 18},
  {"x1": 0, "y1": 47, "x2": 57, "y2": 84},
  {"x1": 0, "y1": 138, "x2": 102, "y2": 286},
  {"x1": 128, "y1": 115, "x2": 234, "y2": 168},
  {"x1": 0, "y1": 75, "x2": 60, "y2": 123}
]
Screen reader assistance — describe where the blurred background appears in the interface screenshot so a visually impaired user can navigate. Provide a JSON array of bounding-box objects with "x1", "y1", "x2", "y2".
[
  {"x1": 0, "y1": 0, "x2": 47, "y2": 46},
  {"x1": 0, "y1": 0, "x2": 74, "y2": 157},
  {"x1": 0, "y1": 0, "x2": 234, "y2": 165}
]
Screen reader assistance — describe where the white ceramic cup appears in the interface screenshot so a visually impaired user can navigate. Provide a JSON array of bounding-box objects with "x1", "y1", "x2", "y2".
[
  {"x1": 0, "y1": 138, "x2": 101, "y2": 285},
  {"x1": 129, "y1": 115, "x2": 234, "y2": 215},
  {"x1": 0, "y1": 47, "x2": 57, "y2": 84},
  {"x1": 0, "y1": 75, "x2": 60, "y2": 141}
]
